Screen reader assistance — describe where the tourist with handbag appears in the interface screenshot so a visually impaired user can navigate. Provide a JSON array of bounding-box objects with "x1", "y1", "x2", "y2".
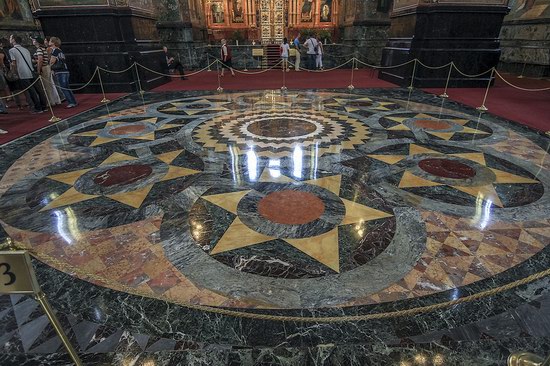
[
  {"x1": 8, "y1": 34, "x2": 45, "y2": 114},
  {"x1": 49, "y1": 37, "x2": 77, "y2": 108}
]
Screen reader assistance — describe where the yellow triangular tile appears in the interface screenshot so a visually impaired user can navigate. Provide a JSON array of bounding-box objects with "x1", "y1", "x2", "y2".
[
  {"x1": 426, "y1": 131, "x2": 455, "y2": 140},
  {"x1": 461, "y1": 126, "x2": 490, "y2": 135},
  {"x1": 259, "y1": 169, "x2": 295, "y2": 183},
  {"x1": 398, "y1": 171, "x2": 443, "y2": 188},
  {"x1": 47, "y1": 169, "x2": 92, "y2": 185},
  {"x1": 490, "y1": 168, "x2": 538, "y2": 184},
  {"x1": 133, "y1": 133, "x2": 156, "y2": 141},
  {"x1": 201, "y1": 190, "x2": 251, "y2": 214},
  {"x1": 210, "y1": 217, "x2": 274, "y2": 254},
  {"x1": 304, "y1": 175, "x2": 341, "y2": 195},
  {"x1": 161, "y1": 166, "x2": 201, "y2": 181},
  {"x1": 157, "y1": 124, "x2": 181, "y2": 131},
  {"x1": 90, "y1": 136, "x2": 118, "y2": 146},
  {"x1": 285, "y1": 229, "x2": 340, "y2": 272},
  {"x1": 74, "y1": 130, "x2": 101, "y2": 137},
  {"x1": 367, "y1": 155, "x2": 407, "y2": 165},
  {"x1": 345, "y1": 106, "x2": 360, "y2": 113},
  {"x1": 409, "y1": 144, "x2": 441, "y2": 156},
  {"x1": 155, "y1": 150, "x2": 183, "y2": 164},
  {"x1": 450, "y1": 119, "x2": 470, "y2": 126},
  {"x1": 107, "y1": 185, "x2": 154, "y2": 208},
  {"x1": 387, "y1": 124, "x2": 411, "y2": 131},
  {"x1": 387, "y1": 116, "x2": 408, "y2": 123},
  {"x1": 340, "y1": 198, "x2": 393, "y2": 225},
  {"x1": 452, "y1": 184, "x2": 503, "y2": 207},
  {"x1": 40, "y1": 187, "x2": 99, "y2": 211},
  {"x1": 100, "y1": 152, "x2": 137, "y2": 165}
]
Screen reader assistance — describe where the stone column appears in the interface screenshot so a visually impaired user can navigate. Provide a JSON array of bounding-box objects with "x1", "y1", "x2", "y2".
[
  {"x1": 156, "y1": 0, "x2": 208, "y2": 70},
  {"x1": 379, "y1": 0, "x2": 510, "y2": 87}
]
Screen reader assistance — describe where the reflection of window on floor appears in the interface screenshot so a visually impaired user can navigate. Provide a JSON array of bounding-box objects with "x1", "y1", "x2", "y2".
[{"x1": 377, "y1": 0, "x2": 390, "y2": 12}]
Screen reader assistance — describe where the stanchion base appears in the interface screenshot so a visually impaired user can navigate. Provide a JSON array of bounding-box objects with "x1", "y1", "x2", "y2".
[
  {"x1": 517, "y1": 75, "x2": 525, "y2": 79},
  {"x1": 207, "y1": 69, "x2": 212, "y2": 72},
  {"x1": 476, "y1": 105, "x2": 488, "y2": 112},
  {"x1": 280, "y1": 86, "x2": 288, "y2": 91},
  {"x1": 49, "y1": 116, "x2": 61, "y2": 123},
  {"x1": 217, "y1": 87, "x2": 224, "y2": 93},
  {"x1": 139, "y1": 90, "x2": 145, "y2": 95},
  {"x1": 407, "y1": 86, "x2": 414, "y2": 90},
  {"x1": 244, "y1": 68, "x2": 248, "y2": 71},
  {"x1": 439, "y1": 93, "x2": 449, "y2": 98},
  {"x1": 101, "y1": 98, "x2": 110, "y2": 103},
  {"x1": 347, "y1": 85, "x2": 355, "y2": 90},
  {"x1": 545, "y1": 131, "x2": 550, "y2": 137}
]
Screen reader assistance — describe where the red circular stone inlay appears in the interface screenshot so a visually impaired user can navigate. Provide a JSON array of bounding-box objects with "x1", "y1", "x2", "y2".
[
  {"x1": 414, "y1": 119, "x2": 452, "y2": 130},
  {"x1": 258, "y1": 190, "x2": 325, "y2": 225},
  {"x1": 110, "y1": 125, "x2": 147, "y2": 136},
  {"x1": 93, "y1": 164, "x2": 153, "y2": 187},
  {"x1": 418, "y1": 158, "x2": 476, "y2": 179}
]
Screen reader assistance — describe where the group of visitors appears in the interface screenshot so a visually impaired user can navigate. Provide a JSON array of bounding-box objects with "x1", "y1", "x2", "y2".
[
  {"x1": 0, "y1": 34, "x2": 77, "y2": 132},
  {"x1": 281, "y1": 33, "x2": 324, "y2": 72}
]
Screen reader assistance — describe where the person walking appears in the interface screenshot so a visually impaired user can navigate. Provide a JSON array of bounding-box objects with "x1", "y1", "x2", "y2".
[
  {"x1": 220, "y1": 39, "x2": 235, "y2": 77},
  {"x1": 163, "y1": 46, "x2": 187, "y2": 80},
  {"x1": 49, "y1": 36, "x2": 77, "y2": 108},
  {"x1": 280, "y1": 37, "x2": 290, "y2": 72},
  {"x1": 316, "y1": 36, "x2": 324, "y2": 70},
  {"x1": 293, "y1": 33, "x2": 301, "y2": 71},
  {"x1": 9, "y1": 34, "x2": 46, "y2": 113}
]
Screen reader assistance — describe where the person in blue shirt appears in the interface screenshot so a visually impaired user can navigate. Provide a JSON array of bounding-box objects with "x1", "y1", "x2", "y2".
[{"x1": 293, "y1": 33, "x2": 301, "y2": 71}]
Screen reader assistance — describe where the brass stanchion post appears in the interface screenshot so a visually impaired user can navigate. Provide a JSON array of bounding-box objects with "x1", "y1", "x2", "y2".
[
  {"x1": 207, "y1": 53, "x2": 212, "y2": 72},
  {"x1": 408, "y1": 59, "x2": 418, "y2": 90},
  {"x1": 348, "y1": 58, "x2": 355, "y2": 90},
  {"x1": 477, "y1": 68, "x2": 495, "y2": 112},
  {"x1": 36, "y1": 291, "x2": 83, "y2": 366},
  {"x1": 518, "y1": 62, "x2": 526, "y2": 79},
  {"x1": 281, "y1": 61, "x2": 287, "y2": 91},
  {"x1": 97, "y1": 67, "x2": 110, "y2": 103},
  {"x1": 439, "y1": 62, "x2": 453, "y2": 98},
  {"x1": 38, "y1": 76, "x2": 61, "y2": 123},
  {"x1": 134, "y1": 62, "x2": 145, "y2": 95},
  {"x1": 216, "y1": 60, "x2": 223, "y2": 93}
]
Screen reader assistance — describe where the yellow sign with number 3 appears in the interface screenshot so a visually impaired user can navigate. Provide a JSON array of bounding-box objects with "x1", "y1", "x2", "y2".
[{"x1": 0, "y1": 251, "x2": 40, "y2": 294}]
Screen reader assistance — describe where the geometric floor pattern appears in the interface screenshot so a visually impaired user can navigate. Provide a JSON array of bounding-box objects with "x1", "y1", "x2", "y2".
[{"x1": 0, "y1": 89, "x2": 549, "y2": 310}]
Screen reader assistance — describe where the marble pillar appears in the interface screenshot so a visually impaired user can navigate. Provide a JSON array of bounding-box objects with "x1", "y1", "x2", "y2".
[
  {"x1": 32, "y1": 1, "x2": 166, "y2": 92},
  {"x1": 156, "y1": 0, "x2": 208, "y2": 70},
  {"x1": 379, "y1": 0, "x2": 510, "y2": 87}
]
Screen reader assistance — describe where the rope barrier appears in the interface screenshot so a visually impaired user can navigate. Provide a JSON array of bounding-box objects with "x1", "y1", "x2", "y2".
[
  {"x1": 2, "y1": 240, "x2": 549, "y2": 323},
  {"x1": 494, "y1": 69, "x2": 550, "y2": 92},
  {"x1": 416, "y1": 60, "x2": 454, "y2": 70},
  {"x1": 136, "y1": 61, "x2": 219, "y2": 78},
  {"x1": 97, "y1": 63, "x2": 136, "y2": 74},
  {"x1": 1, "y1": 57, "x2": 549, "y2": 105},
  {"x1": 0, "y1": 77, "x2": 42, "y2": 100},
  {"x1": 354, "y1": 57, "x2": 416, "y2": 70},
  {"x1": 451, "y1": 63, "x2": 494, "y2": 78},
  {"x1": 41, "y1": 68, "x2": 99, "y2": 92}
]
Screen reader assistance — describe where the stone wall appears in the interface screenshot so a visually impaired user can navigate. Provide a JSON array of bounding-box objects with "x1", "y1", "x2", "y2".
[{"x1": 499, "y1": 1, "x2": 550, "y2": 77}]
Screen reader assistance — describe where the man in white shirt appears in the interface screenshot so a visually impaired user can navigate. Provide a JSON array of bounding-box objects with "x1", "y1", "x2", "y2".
[
  {"x1": 9, "y1": 34, "x2": 45, "y2": 113},
  {"x1": 303, "y1": 35, "x2": 318, "y2": 70}
]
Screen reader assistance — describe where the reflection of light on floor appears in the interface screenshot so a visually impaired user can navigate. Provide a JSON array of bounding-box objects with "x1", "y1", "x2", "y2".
[
  {"x1": 247, "y1": 148, "x2": 258, "y2": 181},
  {"x1": 471, "y1": 193, "x2": 493, "y2": 229},
  {"x1": 293, "y1": 145, "x2": 303, "y2": 179},
  {"x1": 54, "y1": 208, "x2": 80, "y2": 244},
  {"x1": 310, "y1": 143, "x2": 319, "y2": 179},
  {"x1": 229, "y1": 145, "x2": 240, "y2": 185},
  {"x1": 268, "y1": 158, "x2": 281, "y2": 178}
]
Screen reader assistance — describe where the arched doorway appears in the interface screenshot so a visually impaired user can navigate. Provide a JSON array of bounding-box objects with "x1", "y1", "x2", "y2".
[{"x1": 259, "y1": 0, "x2": 286, "y2": 44}]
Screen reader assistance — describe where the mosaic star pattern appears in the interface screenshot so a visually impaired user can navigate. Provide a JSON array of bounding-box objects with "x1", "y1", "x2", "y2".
[{"x1": 0, "y1": 90, "x2": 549, "y2": 310}]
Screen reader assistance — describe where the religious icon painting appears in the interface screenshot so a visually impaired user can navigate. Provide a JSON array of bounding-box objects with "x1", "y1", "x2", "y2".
[
  {"x1": 320, "y1": 0, "x2": 332, "y2": 22},
  {"x1": 301, "y1": 0, "x2": 314, "y2": 22},
  {"x1": 232, "y1": 0, "x2": 244, "y2": 22},
  {"x1": 211, "y1": 0, "x2": 225, "y2": 24}
]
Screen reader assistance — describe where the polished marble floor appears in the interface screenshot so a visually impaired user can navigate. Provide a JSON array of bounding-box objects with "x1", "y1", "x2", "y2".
[{"x1": 0, "y1": 89, "x2": 549, "y2": 364}]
